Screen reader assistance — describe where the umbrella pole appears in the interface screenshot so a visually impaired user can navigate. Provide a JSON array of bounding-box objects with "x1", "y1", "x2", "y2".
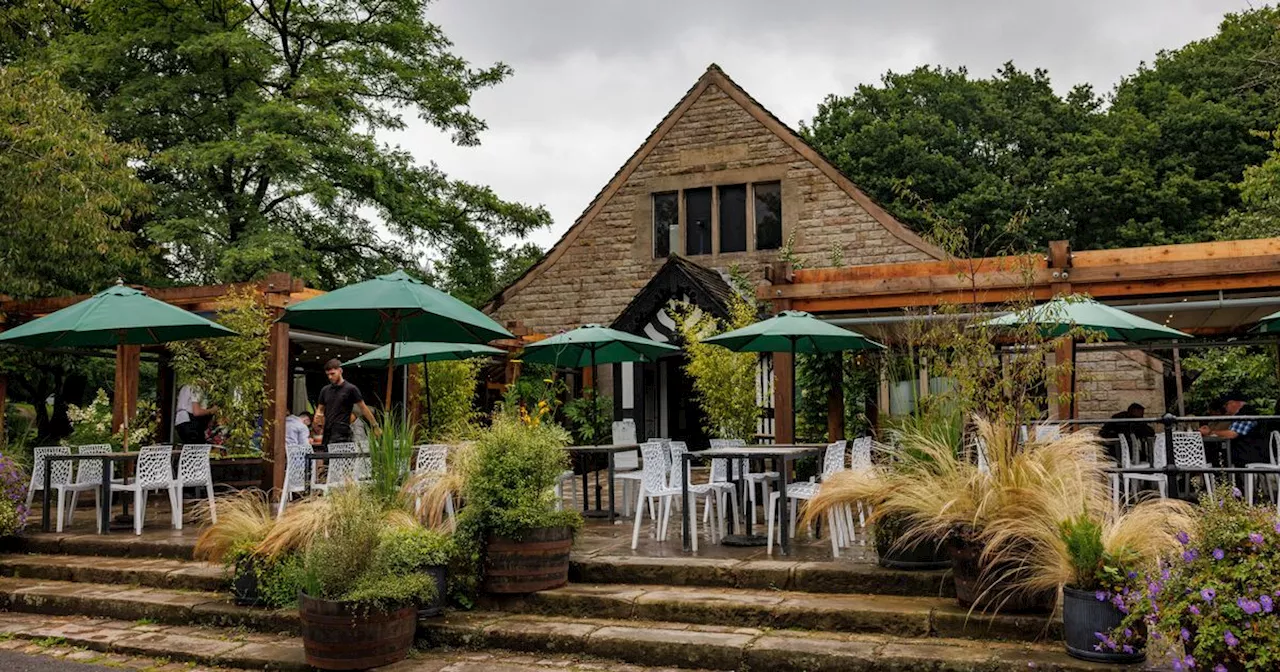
[
  {"x1": 385, "y1": 321, "x2": 399, "y2": 420},
  {"x1": 790, "y1": 338, "x2": 798, "y2": 444},
  {"x1": 1069, "y1": 339, "x2": 1078, "y2": 421},
  {"x1": 424, "y1": 362, "x2": 433, "y2": 434}
]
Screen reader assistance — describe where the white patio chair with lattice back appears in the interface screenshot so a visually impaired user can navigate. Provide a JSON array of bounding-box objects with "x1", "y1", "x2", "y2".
[
  {"x1": 1125, "y1": 433, "x2": 1168, "y2": 501},
  {"x1": 1170, "y1": 431, "x2": 1215, "y2": 498},
  {"x1": 1108, "y1": 434, "x2": 1129, "y2": 513},
  {"x1": 766, "y1": 440, "x2": 849, "y2": 556},
  {"x1": 171, "y1": 444, "x2": 216, "y2": 529},
  {"x1": 1245, "y1": 430, "x2": 1280, "y2": 508},
  {"x1": 703, "y1": 456, "x2": 740, "y2": 539},
  {"x1": 277, "y1": 443, "x2": 314, "y2": 518},
  {"x1": 25, "y1": 446, "x2": 72, "y2": 510},
  {"x1": 631, "y1": 440, "x2": 699, "y2": 550},
  {"x1": 412, "y1": 444, "x2": 455, "y2": 527},
  {"x1": 1019, "y1": 423, "x2": 1063, "y2": 444},
  {"x1": 114, "y1": 445, "x2": 180, "y2": 535},
  {"x1": 655, "y1": 439, "x2": 719, "y2": 549},
  {"x1": 848, "y1": 436, "x2": 874, "y2": 542},
  {"x1": 611, "y1": 420, "x2": 645, "y2": 517},
  {"x1": 708, "y1": 438, "x2": 773, "y2": 524},
  {"x1": 314, "y1": 442, "x2": 360, "y2": 495},
  {"x1": 54, "y1": 444, "x2": 116, "y2": 533}
]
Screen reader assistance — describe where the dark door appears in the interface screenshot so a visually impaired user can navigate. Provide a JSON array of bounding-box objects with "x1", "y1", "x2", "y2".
[{"x1": 667, "y1": 355, "x2": 709, "y2": 449}]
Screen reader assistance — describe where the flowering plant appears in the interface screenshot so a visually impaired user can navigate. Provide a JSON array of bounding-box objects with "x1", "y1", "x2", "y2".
[
  {"x1": 1116, "y1": 492, "x2": 1280, "y2": 671},
  {"x1": 0, "y1": 454, "x2": 29, "y2": 536},
  {"x1": 65, "y1": 389, "x2": 115, "y2": 447}
]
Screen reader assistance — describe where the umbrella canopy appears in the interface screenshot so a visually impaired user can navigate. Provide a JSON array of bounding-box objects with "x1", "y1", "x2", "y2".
[
  {"x1": 1253, "y1": 308, "x2": 1280, "y2": 334},
  {"x1": 978, "y1": 296, "x2": 1190, "y2": 342},
  {"x1": 343, "y1": 341, "x2": 504, "y2": 368},
  {"x1": 0, "y1": 282, "x2": 237, "y2": 348},
  {"x1": 279, "y1": 270, "x2": 512, "y2": 345},
  {"x1": 702, "y1": 310, "x2": 884, "y2": 354},
  {"x1": 520, "y1": 324, "x2": 680, "y2": 368}
]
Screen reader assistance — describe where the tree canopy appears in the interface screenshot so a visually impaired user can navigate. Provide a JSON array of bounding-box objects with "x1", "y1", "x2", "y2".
[{"x1": 804, "y1": 6, "x2": 1280, "y2": 253}]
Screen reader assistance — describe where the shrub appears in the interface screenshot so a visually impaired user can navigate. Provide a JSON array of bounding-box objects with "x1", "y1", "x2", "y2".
[
  {"x1": 1116, "y1": 493, "x2": 1280, "y2": 670},
  {"x1": 562, "y1": 392, "x2": 612, "y2": 445},
  {"x1": 0, "y1": 454, "x2": 28, "y2": 536},
  {"x1": 422, "y1": 358, "x2": 484, "y2": 441},
  {"x1": 673, "y1": 275, "x2": 759, "y2": 442}
]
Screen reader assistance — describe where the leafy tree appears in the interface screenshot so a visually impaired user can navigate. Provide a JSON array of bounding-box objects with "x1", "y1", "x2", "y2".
[
  {"x1": 0, "y1": 65, "x2": 147, "y2": 300},
  {"x1": 432, "y1": 239, "x2": 544, "y2": 308},
  {"x1": 0, "y1": 0, "x2": 87, "y2": 64},
  {"x1": 674, "y1": 273, "x2": 760, "y2": 442},
  {"x1": 56, "y1": 0, "x2": 549, "y2": 289},
  {"x1": 422, "y1": 357, "x2": 484, "y2": 440},
  {"x1": 1182, "y1": 346, "x2": 1279, "y2": 414}
]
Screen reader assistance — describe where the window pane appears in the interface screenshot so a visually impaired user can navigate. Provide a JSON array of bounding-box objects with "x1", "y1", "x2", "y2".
[
  {"x1": 685, "y1": 187, "x2": 712, "y2": 256},
  {"x1": 652, "y1": 192, "x2": 677, "y2": 258},
  {"x1": 719, "y1": 184, "x2": 747, "y2": 253},
  {"x1": 754, "y1": 182, "x2": 782, "y2": 250}
]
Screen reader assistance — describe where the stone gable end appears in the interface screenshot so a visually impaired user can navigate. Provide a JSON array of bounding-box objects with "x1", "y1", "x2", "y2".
[{"x1": 491, "y1": 79, "x2": 936, "y2": 335}]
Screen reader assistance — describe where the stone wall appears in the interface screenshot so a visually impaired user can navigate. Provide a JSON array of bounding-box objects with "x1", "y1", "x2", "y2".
[
  {"x1": 1075, "y1": 350, "x2": 1168, "y2": 420},
  {"x1": 490, "y1": 81, "x2": 935, "y2": 334}
]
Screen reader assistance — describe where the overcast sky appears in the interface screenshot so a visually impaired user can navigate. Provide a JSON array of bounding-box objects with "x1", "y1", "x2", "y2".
[{"x1": 387, "y1": 0, "x2": 1255, "y2": 252}]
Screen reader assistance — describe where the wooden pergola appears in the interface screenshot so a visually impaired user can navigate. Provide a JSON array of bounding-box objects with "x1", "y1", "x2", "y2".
[
  {"x1": 760, "y1": 238, "x2": 1280, "y2": 441},
  {"x1": 0, "y1": 273, "x2": 323, "y2": 490}
]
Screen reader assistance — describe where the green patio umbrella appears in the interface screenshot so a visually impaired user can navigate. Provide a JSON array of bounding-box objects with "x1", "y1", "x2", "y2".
[
  {"x1": 0, "y1": 281, "x2": 238, "y2": 447},
  {"x1": 279, "y1": 270, "x2": 513, "y2": 408},
  {"x1": 344, "y1": 341, "x2": 504, "y2": 429},
  {"x1": 702, "y1": 310, "x2": 884, "y2": 442},
  {"x1": 976, "y1": 295, "x2": 1191, "y2": 417},
  {"x1": 1252, "y1": 308, "x2": 1280, "y2": 334}
]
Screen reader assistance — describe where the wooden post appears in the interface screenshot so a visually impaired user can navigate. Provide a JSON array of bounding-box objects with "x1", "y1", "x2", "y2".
[
  {"x1": 157, "y1": 358, "x2": 174, "y2": 443},
  {"x1": 826, "y1": 355, "x2": 844, "y2": 442},
  {"x1": 111, "y1": 345, "x2": 140, "y2": 433},
  {"x1": 406, "y1": 363, "x2": 424, "y2": 431},
  {"x1": 263, "y1": 319, "x2": 290, "y2": 492},
  {"x1": 775, "y1": 351, "x2": 795, "y2": 444},
  {"x1": 1047, "y1": 240, "x2": 1074, "y2": 420},
  {"x1": 1173, "y1": 346, "x2": 1186, "y2": 416}
]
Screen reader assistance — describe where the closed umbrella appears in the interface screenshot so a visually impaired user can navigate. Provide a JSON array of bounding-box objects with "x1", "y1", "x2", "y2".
[
  {"x1": 279, "y1": 270, "x2": 512, "y2": 410},
  {"x1": 344, "y1": 341, "x2": 504, "y2": 429},
  {"x1": 702, "y1": 310, "x2": 883, "y2": 442},
  {"x1": 0, "y1": 281, "x2": 238, "y2": 447},
  {"x1": 977, "y1": 296, "x2": 1191, "y2": 417}
]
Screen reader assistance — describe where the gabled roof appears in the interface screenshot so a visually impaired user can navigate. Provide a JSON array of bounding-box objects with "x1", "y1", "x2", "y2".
[
  {"x1": 611, "y1": 255, "x2": 736, "y2": 335},
  {"x1": 485, "y1": 63, "x2": 944, "y2": 314}
]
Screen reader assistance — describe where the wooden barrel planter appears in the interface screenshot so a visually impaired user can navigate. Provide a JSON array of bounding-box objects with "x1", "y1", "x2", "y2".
[
  {"x1": 874, "y1": 515, "x2": 951, "y2": 570},
  {"x1": 483, "y1": 526, "x2": 572, "y2": 594},
  {"x1": 948, "y1": 535, "x2": 1054, "y2": 614},
  {"x1": 298, "y1": 593, "x2": 417, "y2": 670}
]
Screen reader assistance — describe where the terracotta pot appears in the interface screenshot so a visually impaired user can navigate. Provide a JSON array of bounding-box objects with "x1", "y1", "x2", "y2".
[
  {"x1": 483, "y1": 526, "x2": 572, "y2": 594},
  {"x1": 298, "y1": 593, "x2": 416, "y2": 670},
  {"x1": 1062, "y1": 586, "x2": 1145, "y2": 663},
  {"x1": 947, "y1": 534, "x2": 1054, "y2": 613}
]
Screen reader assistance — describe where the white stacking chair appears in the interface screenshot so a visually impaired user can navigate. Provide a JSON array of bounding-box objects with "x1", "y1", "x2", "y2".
[
  {"x1": 660, "y1": 441, "x2": 723, "y2": 550},
  {"x1": 54, "y1": 444, "x2": 116, "y2": 533},
  {"x1": 1170, "y1": 431, "x2": 1215, "y2": 497},
  {"x1": 314, "y1": 442, "x2": 360, "y2": 495},
  {"x1": 277, "y1": 443, "x2": 314, "y2": 518},
  {"x1": 171, "y1": 444, "x2": 217, "y2": 529},
  {"x1": 703, "y1": 457, "x2": 741, "y2": 539},
  {"x1": 1124, "y1": 434, "x2": 1167, "y2": 501},
  {"x1": 709, "y1": 438, "x2": 776, "y2": 525},
  {"x1": 26, "y1": 446, "x2": 72, "y2": 510},
  {"x1": 767, "y1": 440, "x2": 848, "y2": 556},
  {"x1": 847, "y1": 436, "x2": 874, "y2": 542},
  {"x1": 1245, "y1": 431, "x2": 1280, "y2": 509},
  {"x1": 413, "y1": 444, "x2": 456, "y2": 527},
  {"x1": 1020, "y1": 423, "x2": 1062, "y2": 444},
  {"x1": 611, "y1": 421, "x2": 645, "y2": 516},
  {"x1": 115, "y1": 445, "x2": 180, "y2": 535},
  {"x1": 632, "y1": 440, "x2": 697, "y2": 550}
]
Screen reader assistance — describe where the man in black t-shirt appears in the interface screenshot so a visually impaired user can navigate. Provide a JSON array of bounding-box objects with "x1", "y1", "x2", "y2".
[{"x1": 315, "y1": 358, "x2": 378, "y2": 446}]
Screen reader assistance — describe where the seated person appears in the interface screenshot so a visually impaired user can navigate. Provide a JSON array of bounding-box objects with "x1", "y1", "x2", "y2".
[
  {"x1": 1200, "y1": 391, "x2": 1269, "y2": 465},
  {"x1": 1099, "y1": 402, "x2": 1155, "y2": 441}
]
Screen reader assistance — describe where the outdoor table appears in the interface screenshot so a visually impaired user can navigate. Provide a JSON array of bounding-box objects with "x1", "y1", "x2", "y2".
[
  {"x1": 681, "y1": 444, "x2": 825, "y2": 556},
  {"x1": 302, "y1": 450, "x2": 372, "y2": 495},
  {"x1": 40, "y1": 449, "x2": 181, "y2": 535},
  {"x1": 562, "y1": 444, "x2": 639, "y2": 523}
]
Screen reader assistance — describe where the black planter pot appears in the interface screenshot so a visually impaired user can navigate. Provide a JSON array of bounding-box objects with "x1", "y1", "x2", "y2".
[
  {"x1": 874, "y1": 516, "x2": 951, "y2": 570},
  {"x1": 232, "y1": 563, "x2": 262, "y2": 607},
  {"x1": 1063, "y1": 586, "x2": 1145, "y2": 664},
  {"x1": 947, "y1": 535, "x2": 1054, "y2": 613},
  {"x1": 417, "y1": 565, "x2": 448, "y2": 618}
]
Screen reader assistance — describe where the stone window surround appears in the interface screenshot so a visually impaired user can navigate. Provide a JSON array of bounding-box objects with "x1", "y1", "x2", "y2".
[{"x1": 635, "y1": 165, "x2": 796, "y2": 263}]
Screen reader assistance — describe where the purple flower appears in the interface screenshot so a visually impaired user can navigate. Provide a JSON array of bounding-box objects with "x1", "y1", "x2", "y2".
[
  {"x1": 1180, "y1": 627, "x2": 1191, "y2": 642},
  {"x1": 1261, "y1": 594, "x2": 1274, "y2": 613},
  {"x1": 1238, "y1": 597, "x2": 1262, "y2": 615},
  {"x1": 1214, "y1": 665, "x2": 1228, "y2": 672},
  {"x1": 1201, "y1": 588, "x2": 1217, "y2": 602},
  {"x1": 1176, "y1": 530, "x2": 1190, "y2": 545},
  {"x1": 1224, "y1": 630, "x2": 1239, "y2": 648},
  {"x1": 1232, "y1": 486, "x2": 1243, "y2": 498},
  {"x1": 1121, "y1": 644, "x2": 1134, "y2": 654},
  {"x1": 1275, "y1": 520, "x2": 1280, "y2": 535},
  {"x1": 1095, "y1": 590, "x2": 1107, "y2": 602},
  {"x1": 1212, "y1": 548, "x2": 1225, "y2": 560},
  {"x1": 1182, "y1": 549, "x2": 1199, "y2": 563},
  {"x1": 1250, "y1": 531, "x2": 1265, "y2": 545},
  {"x1": 1189, "y1": 604, "x2": 1201, "y2": 616}
]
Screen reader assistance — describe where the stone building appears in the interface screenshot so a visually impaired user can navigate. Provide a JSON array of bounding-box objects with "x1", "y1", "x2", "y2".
[{"x1": 485, "y1": 64, "x2": 946, "y2": 442}]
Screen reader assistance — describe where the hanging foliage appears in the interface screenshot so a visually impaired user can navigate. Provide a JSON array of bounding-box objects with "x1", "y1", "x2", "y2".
[{"x1": 169, "y1": 287, "x2": 272, "y2": 452}]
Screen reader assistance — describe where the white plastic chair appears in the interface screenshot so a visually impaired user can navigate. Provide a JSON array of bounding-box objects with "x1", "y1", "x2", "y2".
[
  {"x1": 611, "y1": 421, "x2": 644, "y2": 515},
  {"x1": 314, "y1": 442, "x2": 360, "y2": 495},
  {"x1": 766, "y1": 440, "x2": 848, "y2": 556},
  {"x1": 847, "y1": 436, "x2": 873, "y2": 541},
  {"x1": 171, "y1": 444, "x2": 216, "y2": 529},
  {"x1": 1245, "y1": 431, "x2": 1280, "y2": 508},
  {"x1": 709, "y1": 438, "x2": 776, "y2": 525},
  {"x1": 632, "y1": 440, "x2": 699, "y2": 550},
  {"x1": 26, "y1": 446, "x2": 72, "y2": 510},
  {"x1": 703, "y1": 457, "x2": 741, "y2": 539},
  {"x1": 54, "y1": 444, "x2": 115, "y2": 533},
  {"x1": 413, "y1": 444, "x2": 455, "y2": 527},
  {"x1": 1170, "y1": 431, "x2": 1215, "y2": 498},
  {"x1": 1124, "y1": 434, "x2": 1167, "y2": 501},
  {"x1": 277, "y1": 443, "x2": 314, "y2": 518},
  {"x1": 114, "y1": 445, "x2": 180, "y2": 535},
  {"x1": 1019, "y1": 424, "x2": 1062, "y2": 443}
]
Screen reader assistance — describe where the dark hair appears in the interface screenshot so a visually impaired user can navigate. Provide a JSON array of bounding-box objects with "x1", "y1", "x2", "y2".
[
  {"x1": 298, "y1": 411, "x2": 312, "y2": 420},
  {"x1": 324, "y1": 358, "x2": 343, "y2": 371},
  {"x1": 1127, "y1": 402, "x2": 1145, "y2": 414}
]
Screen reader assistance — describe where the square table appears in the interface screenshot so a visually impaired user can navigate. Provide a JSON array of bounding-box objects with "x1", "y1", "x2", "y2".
[
  {"x1": 302, "y1": 450, "x2": 372, "y2": 494},
  {"x1": 40, "y1": 450, "x2": 181, "y2": 535},
  {"x1": 681, "y1": 444, "x2": 825, "y2": 556},
  {"x1": 562, "y1": 444, "x2": 639, "y2": 523}
]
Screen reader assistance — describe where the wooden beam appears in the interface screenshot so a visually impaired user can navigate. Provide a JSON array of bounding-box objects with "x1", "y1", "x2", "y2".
[
  {"x1": 111, "y1": 345, "x2": 140, "y2": 435},
  {"x1": 775, "y1": 351, "x2": 794, "y2": 444},
  {"x1": 263, "y1": 320, "x2": 290, "y2": 493},
  {"x1": 407, "y1": 363, "x2": 424, "y2": 431}
]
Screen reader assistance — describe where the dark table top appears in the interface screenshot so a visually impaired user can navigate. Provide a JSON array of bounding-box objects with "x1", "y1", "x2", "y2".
[
  {"x1": 562, "y1": 443, "x2": 640, "y2": 453},
  {"x1": 692, "y1": 444, "x2": 826, "y2": 459}
]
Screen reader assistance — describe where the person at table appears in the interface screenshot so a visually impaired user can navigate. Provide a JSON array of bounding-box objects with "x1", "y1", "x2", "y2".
[
  {"x1": 1199, "y1": 392, "x2": 1269, "y2": 465},
  {"x1": 314, "y1": 359, "x2": 378, "y2": 446},
  {"x1": 1099, "y1": 403, "x2": 1154, "y2": 456},
  {"x1": 174, "y1": 384, "x2": 217, "y2": 444},
  {"x1": 284, "y1": 411, "x2": 313, "y2": 447}
]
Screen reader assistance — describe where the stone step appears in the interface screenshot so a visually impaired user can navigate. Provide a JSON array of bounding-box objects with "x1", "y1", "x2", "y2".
[
  {"x1": 570, "y1": 554, "x2": 955, "y2": 597},
  {"x1": 420, "y1": 611, "x2": 1149, "y2": 672},
  {"x1": 10, "y1": 532, "x2": 198, "y2": 561},
  {"x1": 0, "y1": 554, "x2": 226, "y2": 593},
  {"x1": 0, "y1": 576, "x2": 298, "y2": 635},
  {"x1": 481, "y1": 583, "x2": 1059, "y2": 643}
]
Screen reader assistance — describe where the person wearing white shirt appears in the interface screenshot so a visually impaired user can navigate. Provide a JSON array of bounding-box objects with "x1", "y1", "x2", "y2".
[
  {"x1": 284, "y1": 412, "x2": 314, "y2": 447},
  {"x1": 174, "y1": 384, "x2": 217, "y2": 444}
]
